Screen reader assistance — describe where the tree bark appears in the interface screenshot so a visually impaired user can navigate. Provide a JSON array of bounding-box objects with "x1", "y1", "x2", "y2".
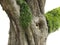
[{"x1": 0, "y1": 0, "x2": 48, "y2": 45}]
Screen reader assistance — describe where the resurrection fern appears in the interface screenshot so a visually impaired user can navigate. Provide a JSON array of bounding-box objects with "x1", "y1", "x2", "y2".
[
  {"x1": 45, "y1": 7, "x2": 60, "y2": 33},
  {"x1": 16, "y1": 0, "x2": 32, "y2": 29}
]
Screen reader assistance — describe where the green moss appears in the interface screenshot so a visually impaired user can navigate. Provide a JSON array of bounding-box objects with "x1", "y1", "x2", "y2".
[
  {"x1": 16, "y1": 0, "x2": 32, "y2": 29},
  {"x1": 16, "y1": 0, "x2": 24, "y2": 4},
  {"x1": 45, "y1": 7, "x2": 60, "y2": 33}
]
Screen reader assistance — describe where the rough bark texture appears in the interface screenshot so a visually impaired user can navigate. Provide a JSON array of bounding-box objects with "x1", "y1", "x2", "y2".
[{"x1": 0, "y1": 0, "x2": 48, "y2": 45}]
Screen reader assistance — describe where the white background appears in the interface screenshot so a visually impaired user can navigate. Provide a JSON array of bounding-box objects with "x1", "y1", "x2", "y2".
[
  {"x1": 0, "y1": 0, "x2": 60, "y2": 45},
  {"x1": 0, "y1": 5, "x2": 10, "y2": 45}
]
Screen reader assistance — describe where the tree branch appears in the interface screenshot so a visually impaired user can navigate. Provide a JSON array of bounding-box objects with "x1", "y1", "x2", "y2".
[{"x1": 0, "y1": 0, "x2": 20, "y2": 20}]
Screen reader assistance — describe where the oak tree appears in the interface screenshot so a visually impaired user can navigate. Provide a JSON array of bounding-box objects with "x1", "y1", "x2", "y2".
[{"x1": 0, "y1": 0, "x2": 48, "y2": 45}]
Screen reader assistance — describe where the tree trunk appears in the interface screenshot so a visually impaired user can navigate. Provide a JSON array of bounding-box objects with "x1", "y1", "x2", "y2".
[{"x1": 0, "y1": 0, "x2": 48, "y2": 45}]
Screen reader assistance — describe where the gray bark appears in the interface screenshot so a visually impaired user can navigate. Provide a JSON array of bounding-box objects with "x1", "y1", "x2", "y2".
[{"x1": 0, "y1": 0, "x2": 48, "y2": 45}]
